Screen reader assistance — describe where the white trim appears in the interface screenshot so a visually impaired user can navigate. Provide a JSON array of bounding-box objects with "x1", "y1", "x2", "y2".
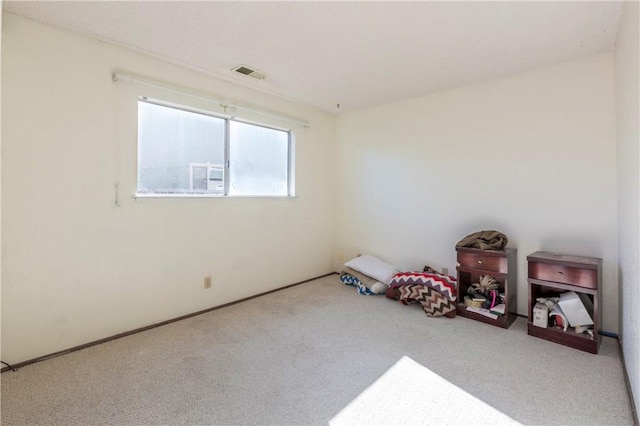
[
  {"x1": 114, "y1": 71, "x2": 310, "y2": 129},
  {"x1": 133, "y1": 193, "x2": 296, "y2": 199}
]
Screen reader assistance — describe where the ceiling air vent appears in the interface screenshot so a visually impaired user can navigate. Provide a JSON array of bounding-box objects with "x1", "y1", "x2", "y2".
[{"x1": 232, "y1": 65, "x2": 267, "y2": 80}]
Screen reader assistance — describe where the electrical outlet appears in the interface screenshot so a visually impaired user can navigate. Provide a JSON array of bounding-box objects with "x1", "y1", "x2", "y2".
[
  {"x1": 204, "y1": 276, "x2": 212, "y2": 289},
  {"x1": 442, "y1": 267, "x2": 449, "y2": 276},
  {"x1": 337, "y1": 251, "x2": 345, "y2": 262}
]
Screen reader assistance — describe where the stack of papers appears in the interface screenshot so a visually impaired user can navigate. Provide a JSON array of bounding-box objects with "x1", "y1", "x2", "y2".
[
  {"x1": 466, "y1": 306, "x2": 498, "y2": 320},
  {"x1": 490, "y1": 304, "x2": 506, "y2": 315}
]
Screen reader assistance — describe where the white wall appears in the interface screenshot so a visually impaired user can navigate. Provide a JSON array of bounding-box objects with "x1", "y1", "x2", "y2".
[
  {"x1": 1, "y1": 15, "x2": 335, "y2": 363},
  {"x1": 335, "y1": 54, "x2": 619, "y2": 333},
  {"x1": 615, "y1": 1, "x2": 640, "y2": 412}
]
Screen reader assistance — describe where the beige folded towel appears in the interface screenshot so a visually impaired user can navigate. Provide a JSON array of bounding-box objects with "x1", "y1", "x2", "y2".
[{"x1": 340, "y1": 266, "x2": 386, "y2": 292}]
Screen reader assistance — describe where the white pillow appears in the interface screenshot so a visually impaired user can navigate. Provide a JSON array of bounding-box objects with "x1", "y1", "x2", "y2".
[{"x1": 344, "y1": 254, "x2": 399, "y2": 284}]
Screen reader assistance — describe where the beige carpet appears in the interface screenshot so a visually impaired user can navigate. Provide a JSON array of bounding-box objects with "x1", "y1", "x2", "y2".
[{"x1": 0, "y1": 275, "x2": 634, "y2": 425}]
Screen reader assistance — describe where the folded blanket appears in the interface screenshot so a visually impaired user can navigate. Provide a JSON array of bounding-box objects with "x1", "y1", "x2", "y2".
[
  {"x1": 389, "y1": 272, "x2": 457, "y2": 300},
  {"x1": 341, "y1": 266, "x2": 379, "y2": 287},
  {"x1": 386, "y1": 271, "x2": 457, "y2": 317},
  {"x1": 387, "y1": 284, "x2": 456, "y2": 317},
  {"x1": 340, "y1": 266, "x2": 387, "y2": 295},
  {"x1": 456, "y1": 230, "x2": 508, "y2": 250}
]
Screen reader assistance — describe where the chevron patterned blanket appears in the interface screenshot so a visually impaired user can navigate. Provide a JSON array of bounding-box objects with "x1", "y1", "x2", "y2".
[
  {"x1": 389, "y1": 272, "x2": 457, "y2": 300},
  {"x1": 386, "y1": 272, "x2": 457, "y2": 317},
  {"x1": 389, "y1": 284, "x2": 457, "y2": 317}
]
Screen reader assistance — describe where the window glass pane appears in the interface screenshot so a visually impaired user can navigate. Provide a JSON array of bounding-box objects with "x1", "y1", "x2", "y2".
[
  {"x1": 137, "y1": 101, "x2": 225, "y2": 193},
  {"x1": 228, "y1": 122, "x2": 289, "y2": 196},
  {"x1": 191, "y1": 165, "x2": 208, "y2": 190}
]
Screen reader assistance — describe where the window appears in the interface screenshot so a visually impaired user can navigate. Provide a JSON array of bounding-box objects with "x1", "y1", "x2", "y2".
[{"x1": 137, "y1": 98, "x2": 291, "y2": 196}]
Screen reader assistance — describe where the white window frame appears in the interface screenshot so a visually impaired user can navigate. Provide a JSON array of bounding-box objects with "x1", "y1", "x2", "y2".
[{"x1": 136, "y1": 97, "x2": 294, "y2": 198}]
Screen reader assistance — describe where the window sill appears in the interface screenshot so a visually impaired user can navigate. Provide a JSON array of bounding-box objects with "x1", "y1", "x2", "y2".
[{"x1": 133, "y1": 193, "x2": 296, "y2": 199}]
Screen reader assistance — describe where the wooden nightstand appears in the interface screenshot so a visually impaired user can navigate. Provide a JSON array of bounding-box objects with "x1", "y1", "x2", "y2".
[
  {"x1": 527, "y1": 251, "x2": 602, "y2": 353},
  {"x1": 456, "y1": 247, "x2": 517, "y2": 329}
]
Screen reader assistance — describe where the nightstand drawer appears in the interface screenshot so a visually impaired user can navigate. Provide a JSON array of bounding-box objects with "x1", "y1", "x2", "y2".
[
  {"x1": 528, "y1": 262, "x2": 597, "y2": 289},
  {"x1": 457, "y1": 252, "x2": 507, "y2": 273}
]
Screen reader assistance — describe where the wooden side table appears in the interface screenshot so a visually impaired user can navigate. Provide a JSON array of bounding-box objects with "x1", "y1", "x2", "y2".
[
  {"x1": 527, "y1": 251, "x2": 602, "y2": 353},
  {"x1": 456, "y1": 247, "x2": 517, "y2": 329}
]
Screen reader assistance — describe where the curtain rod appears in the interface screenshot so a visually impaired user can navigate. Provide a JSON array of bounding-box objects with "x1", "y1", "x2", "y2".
[{"x1": 112, "y1": 72, "x2": 310, "y2": 129}]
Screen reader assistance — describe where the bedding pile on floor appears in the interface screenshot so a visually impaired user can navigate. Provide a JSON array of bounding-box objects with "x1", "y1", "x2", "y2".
[
  {"x1": 386, "y1": 270, "x2": 458, "y2": 317},
  {"x1": 340, "y1": 266, "x2": 386, "y2": 295},
  {"x1": 339, "y1": 254, "x2": 399, "y2": 295},
  {"x1": 338, "y1": 255, "x2": 458, "y2": 319}
]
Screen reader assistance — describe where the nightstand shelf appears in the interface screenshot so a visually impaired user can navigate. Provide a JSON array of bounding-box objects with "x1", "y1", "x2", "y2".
[
  {"x1": 456, "y1": 247, "x2": 517, "y2": 329},
  {"x1": 527, "y1": 251, "x2": 602, "y2": 354}
]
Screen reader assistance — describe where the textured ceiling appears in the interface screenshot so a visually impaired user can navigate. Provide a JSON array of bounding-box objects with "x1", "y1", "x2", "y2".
[{"x1": 3, "y1": 1, "x2": 623, "y2": 114}]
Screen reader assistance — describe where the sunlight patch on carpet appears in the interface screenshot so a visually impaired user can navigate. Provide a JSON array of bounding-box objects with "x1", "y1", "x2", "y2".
[{"x1": 329, "y1": 356, "x2": 520, "y2": 426}]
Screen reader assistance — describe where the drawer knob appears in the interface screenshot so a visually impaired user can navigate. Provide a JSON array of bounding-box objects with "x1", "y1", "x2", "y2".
[
  {"x1": 477, "y1": 260, "x2": 483, "y2": 264},
  {"x1": 558, "y1": 271, "x2": 564, "y2": 275}
]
